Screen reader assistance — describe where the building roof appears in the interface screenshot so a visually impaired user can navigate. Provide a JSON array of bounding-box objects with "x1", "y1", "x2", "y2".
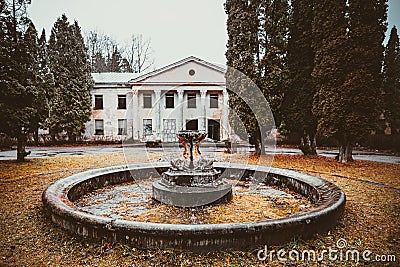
[
  {"x1": 91, "y1": 72, "x2": 141, "y2": 84},
  {"x1": 91, "y1": 56, "x2": 226, "y2": 85}
]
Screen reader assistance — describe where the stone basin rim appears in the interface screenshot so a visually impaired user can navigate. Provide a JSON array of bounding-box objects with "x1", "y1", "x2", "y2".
[
  {"x1": 42, "y1": 161, "x2": 346, "y2": 251},
  {"x1": 43, "y1": 162, "x2": 345, "y2": 231}
]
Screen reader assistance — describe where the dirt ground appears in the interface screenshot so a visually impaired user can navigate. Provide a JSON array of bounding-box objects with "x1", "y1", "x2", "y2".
[{"x1": 0, "y1": 152, "x2": 399, "y2": 266}]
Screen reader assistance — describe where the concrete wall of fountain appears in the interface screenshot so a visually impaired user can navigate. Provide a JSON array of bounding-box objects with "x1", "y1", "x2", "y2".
[{"x1": 42, "y1": 162, "x2": 345, "y2": 252}]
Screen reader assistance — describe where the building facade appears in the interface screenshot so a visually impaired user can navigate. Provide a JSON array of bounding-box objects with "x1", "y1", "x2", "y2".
[{"x1": 84, "y1": 56, "x2": 229, "y2": 142}]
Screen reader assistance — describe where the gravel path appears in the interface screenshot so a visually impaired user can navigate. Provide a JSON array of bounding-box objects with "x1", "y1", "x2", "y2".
[{"x1": 0, "y1": 144, "x2": 398, "y2": 164}]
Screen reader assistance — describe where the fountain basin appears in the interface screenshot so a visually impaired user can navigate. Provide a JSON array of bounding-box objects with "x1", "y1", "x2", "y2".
[{"x1": 42, "y1": 162, "x2": 345, "y2": 252}]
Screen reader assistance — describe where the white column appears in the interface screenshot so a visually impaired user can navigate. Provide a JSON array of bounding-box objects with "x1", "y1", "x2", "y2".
[
  {"x1": 222, "y1": 89, "x2": 229, "y2": 140},
  {"x1": 200, "y1": 88, "x2": 207, "y2": 131},
  {"x1": 154, "y1": 89, "x2": 161, "y2": 139},
  {"x1": 177, "y1": 88, "x2": 184, "y2": 131},
  {"x1": 131, "y1": 87, "x2": 139, "y2": 140}
]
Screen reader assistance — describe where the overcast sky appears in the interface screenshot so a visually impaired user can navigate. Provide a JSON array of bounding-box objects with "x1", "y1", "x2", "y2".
[{"x1": 28, "y1": 0, "x2": 400, "y2": 69}]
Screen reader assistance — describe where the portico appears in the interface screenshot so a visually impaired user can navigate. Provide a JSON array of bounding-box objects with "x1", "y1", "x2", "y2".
[
  {"x1": 128, "y1": 56, "x2": 229, "y2": 142},
  {"x1": 129, "y1": 87, "x2": 229, "y2": 142}
]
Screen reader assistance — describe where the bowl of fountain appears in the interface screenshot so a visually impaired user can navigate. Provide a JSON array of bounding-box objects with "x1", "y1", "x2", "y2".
[
  {"x1": 152, "y1": 130, "x2": 232, "y2": 207},
  {"x1": 42, "y1": 130, "x2": 346, "y2": 252}
]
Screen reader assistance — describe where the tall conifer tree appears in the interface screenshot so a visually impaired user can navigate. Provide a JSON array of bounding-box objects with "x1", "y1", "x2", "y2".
[
  {"x1": 225, "y1": 0, "x2": 289, "y2": 155},
  {"x1": 382, "y1": 26, "x2": 400, "y2": 132},
  {"x1": 340, "y1": 0, "x2": 387, "y2": 161},
  {"x1": 107, "y1": 46, "x2": 123, "y2": 72},
  {"x1": 48, "y1": 14, "x2": 93, "y2": 142},
  {"x1": 37, "y1": 28, "x2": 56, "y2": 140},
  {"x1": 92, "y1": 51, "x2": 107, "y2": 73},
  {"x1": 282, "y1": 0, "x2": 317, "y2": 155},
  {"x1": 258, "y1": 0, "x2": 290, "y2": 126},
  {"x1": 225, "y1": 0, "x2": 266, "y2": 154},
  {"x1": 0, "y1": 0, "x2": 42, "y2": 161},
  {"x1": 23, "y1": 21, "x2": 42, "y2": 144},
  {"x1": 312, "y1": 0, "x2": 387, "y2": 162}
]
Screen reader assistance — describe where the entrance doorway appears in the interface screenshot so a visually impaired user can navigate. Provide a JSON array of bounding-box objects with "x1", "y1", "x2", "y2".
[{"x1": 207, "y1": 119, "x2": 220, "y2": 141}]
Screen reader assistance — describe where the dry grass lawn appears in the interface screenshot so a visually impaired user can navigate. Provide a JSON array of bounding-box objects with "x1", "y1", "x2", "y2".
[{"x1": 0, "y1": 152, "x2": 399, "y2": 266}]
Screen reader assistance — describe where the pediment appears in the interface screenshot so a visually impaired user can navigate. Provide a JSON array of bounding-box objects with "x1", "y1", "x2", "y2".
[{"x1": 129, "y1": 56, "x2": 226, "y2": 85}]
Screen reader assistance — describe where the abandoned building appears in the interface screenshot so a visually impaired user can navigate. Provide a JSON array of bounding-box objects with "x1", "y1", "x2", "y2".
[{"x1": 84, "y1": 56, "x2": 229, "y2": 142}]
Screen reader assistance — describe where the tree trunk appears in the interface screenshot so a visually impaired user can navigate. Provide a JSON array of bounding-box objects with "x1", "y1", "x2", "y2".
[
  {"x1": 254, "y1": 136, "x2": 265, "y2": 156},
  {"x1": 337, "y1": 141, "x2": 354, "y2": 163},
  {"x1": 345, "y1": 142, "x2": 353, "y2": 162},
  {"x1": 51, "y1": 132, "x2": 56, "y2": 144},
  {"x1": 68, "y1": 133, "x2": 77, "y2": 143},
  {"x1": 254, "y1": 138, "x2": 261, "y2": 155},
  {"x1": 312, "y1": 134, "x2": 317, "y2": 153},
  {"x1": 260, "y1": 137, "x2": 265, "y2": 155},
  {"x1": 299, "y1": 133, "x2": 317, "y2": 155},
  {"x1": 16, "y1": 132, "x2": 30, "y2": 162},
  {"x1": 33, "y1": 128, "x2": 39, "y2": 145}
]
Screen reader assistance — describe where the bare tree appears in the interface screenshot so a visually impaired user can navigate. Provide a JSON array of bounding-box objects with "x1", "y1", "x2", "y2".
[
  {"x1": 84, "y1": 31, "x2": 154, "y2": 73},
  {"x1": 84, "y1": 30, "x2": 118, "y2": 72},
  {"x1": 124, "y1": 34, "x2": 154, "y2": 73},
  {"x1": 85, "y1": 30, "x2": 117, "y2": 57}
]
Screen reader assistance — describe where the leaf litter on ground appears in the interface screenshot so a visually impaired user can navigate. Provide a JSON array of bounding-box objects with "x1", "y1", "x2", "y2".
[{"x1": 0, "y1": 151, "x2": 398, "y2": 266}]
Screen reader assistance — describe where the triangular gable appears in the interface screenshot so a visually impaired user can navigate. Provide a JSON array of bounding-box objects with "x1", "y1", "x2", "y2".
[{"x1": 129, "y1": 56, "x2": 226, "y2": 85}]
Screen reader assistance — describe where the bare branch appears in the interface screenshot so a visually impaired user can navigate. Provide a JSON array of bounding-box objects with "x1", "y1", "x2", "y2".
[{"x1": 123, "y1": 33, "x2": 154, "y2": 73}]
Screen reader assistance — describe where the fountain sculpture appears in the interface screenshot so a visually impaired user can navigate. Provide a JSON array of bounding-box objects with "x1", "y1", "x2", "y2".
[{"x1": 152, "y1": 130, "x2": 232, "y2": 207}]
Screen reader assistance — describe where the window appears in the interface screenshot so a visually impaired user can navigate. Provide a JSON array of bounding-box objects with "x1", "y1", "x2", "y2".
[
  {"x1": 186, "y1": 119, "x2": 198, "y2": 130},
  {"x1": 118, "y1": 119, "x2": 127, "y2": 135},
  {"x1": 118, "y1": 95, "x2": 126, "y2": 109},
  {"x1": 210, "y1": 94, "x2": 219, "y2": 108},
  {"x1": 95, "y1": 120, "x2": 104, "y2": 135},
  {"x1": 143, "y1": 119, "x2": 152, "y2": 135},
  {"x1": 94, "y1": 95, "x2": 103, "y2": 110},
  {"x1": 187, "y1": 93, "x2": 196, "y2": 108},
  {"x1": 143, "y1": 93, "x2": 152, "y2": 108},
  {"x1": 166, "y1": 93, "x2": 174, "y2": 108}
]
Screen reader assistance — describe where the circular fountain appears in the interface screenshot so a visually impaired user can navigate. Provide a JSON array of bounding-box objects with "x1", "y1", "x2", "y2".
[
  {"x1": 152, "y1": 130, "x2": 232, "y2": 207},
  {"x1": 42, "y1": 131, "x2": 346, "y2": 252}
]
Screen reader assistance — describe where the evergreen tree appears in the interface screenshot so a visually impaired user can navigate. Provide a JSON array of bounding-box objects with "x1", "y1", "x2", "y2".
[
  {"x1": 119, "y1": 58, "x2": 132, "y2": 73},
  {"x1": 92, "y1": 51, "x2": 107, "y2": 72},
  {"x1": 0, "y1": 0, "x2": 41, "y2": 161},
  {"x1": 225, "y1": 0, "x2": 266, "y2": 155},
  {"x1": 282, "y1": 0, "x2": 317, "y2": 155},
  {"x1": 340, "y1": 0, "x2": 387, "y2": 161},
  {"x1": 37, "y1": 28, "x2": 56, "y2": 140},
  {"x1": 23, "y1": 21, "x2": 42, "y2": 144},
  {"x1": 47, "y1": 15, "x2": 93, "y2": 142},
  {"x1": 107, "y1": 46, "x2": 123, "y2": 72},
  {"x1": 312, "y1": 0, "x2": 387, "y2": 162},
  {"x1": 225, "y1": 0, "x2": 289, "y2": 155},
  {"x1": 312, "y1": 0, "x2": 351, "y2": 162},
  {"x1": 258, "y1": 0, "x2": 290, "y2": 127},
  {"x1": 382, "y1": 26, "x2": 400, "y2": 133},
  {"x1": 23, "y1": 23, "x2": 55, "y2": 145},
  {"x1": 47, "y1": 14, "x2": 70, "y2": 139}
]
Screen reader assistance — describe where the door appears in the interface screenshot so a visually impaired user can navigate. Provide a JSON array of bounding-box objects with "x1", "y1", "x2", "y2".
[
  {"x1": 163, "y1": 119, "x2": 176, "y2": 142},
  {"x1": 208, "y1": 119, "x2": 220, "y2": 141}
]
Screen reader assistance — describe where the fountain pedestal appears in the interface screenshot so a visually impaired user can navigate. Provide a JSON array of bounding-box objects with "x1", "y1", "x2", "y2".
[{"x1": 152, "y1": 130, "x2": 232, "y2": 207}]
